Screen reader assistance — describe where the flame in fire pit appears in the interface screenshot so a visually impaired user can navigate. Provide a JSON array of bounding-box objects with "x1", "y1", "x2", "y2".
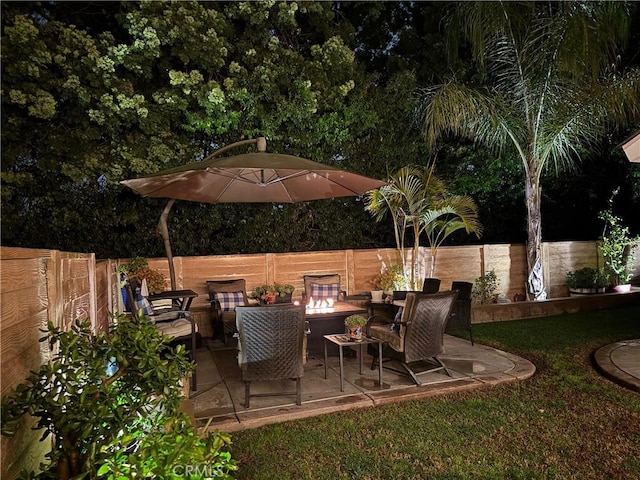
[{"x1": 305, "y1": 297, "x2": 335, "y2": 312}]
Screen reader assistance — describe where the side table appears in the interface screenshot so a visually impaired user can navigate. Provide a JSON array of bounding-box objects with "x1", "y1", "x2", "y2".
[{"x1": 323, "y1": 334, "x2": 383, "y2": 392}]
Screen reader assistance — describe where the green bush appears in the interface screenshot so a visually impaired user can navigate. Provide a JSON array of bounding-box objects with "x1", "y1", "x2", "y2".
[
  {"x1": 472, "y1": 270, "x2": 499, "y2": 304},
  {"x1": 565, "y1": 267, "x2": 609, "y2": 290},
  {"x1": 1, "y1": 315, "x2": 236, "y2": 479}
]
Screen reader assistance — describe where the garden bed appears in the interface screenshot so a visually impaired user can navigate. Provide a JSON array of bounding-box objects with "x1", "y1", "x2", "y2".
[{"x1": 472, "y1": 289, "x2": 640, "y2": 324}]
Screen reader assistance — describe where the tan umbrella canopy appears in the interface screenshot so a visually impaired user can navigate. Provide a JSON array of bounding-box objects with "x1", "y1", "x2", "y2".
[
  {"x1": 122, "y1": 138, "x2": 387, "y2": 288},
  {"x1": 122, "y1": 152, "x2": 387, "y2": 203},
  {"x1": 622, "y1": 130, "x2": 640, "y2": 163}
]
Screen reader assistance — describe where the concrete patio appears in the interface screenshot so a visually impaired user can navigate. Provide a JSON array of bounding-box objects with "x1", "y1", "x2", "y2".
[{"x1": 187, "y1": 335, "x2": 536, "y2": 433}]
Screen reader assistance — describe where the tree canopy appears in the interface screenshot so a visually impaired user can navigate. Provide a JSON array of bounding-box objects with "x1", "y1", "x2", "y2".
[{"x1": 2, "y1": 1, "x2": 639, "y2": 260}]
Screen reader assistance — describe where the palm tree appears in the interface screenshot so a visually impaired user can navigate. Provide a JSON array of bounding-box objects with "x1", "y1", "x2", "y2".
[
  {"x1": 365, "y1": 165, "x2": 482, "y2": 289},
  {"x1": 422, "y1": 194, "x2": 483, "y2": 278},
  {"x1": 418, "y1": 1, "x2": 640, "y2": 300}
]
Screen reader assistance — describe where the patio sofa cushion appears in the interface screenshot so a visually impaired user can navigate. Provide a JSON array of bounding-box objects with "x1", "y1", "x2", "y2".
[
  {"x1": 214, "y1": 291, "x2": 245, "y2": 311},
  {"x1": 309, "y1": 282, "x2": 341, "y2": 301}
]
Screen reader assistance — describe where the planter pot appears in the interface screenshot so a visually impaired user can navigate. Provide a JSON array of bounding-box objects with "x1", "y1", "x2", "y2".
[
  {"x1": 612, "y1": 284, "x2": 631, "y2": 293},
  {"x1": 371, "y1": 290, "x2": 384, "y2": 302},
  {"x1": 346, "y1": 325, "x2": 363, "y2": 342},
  {"x1": 569, "y1": 287, "x2": 606, "y2": 297},
  {"x1": 275, "y1": 293, "x2": 293, "y2": 304}
]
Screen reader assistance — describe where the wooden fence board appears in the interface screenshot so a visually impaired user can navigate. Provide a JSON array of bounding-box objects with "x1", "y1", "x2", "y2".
[
  {"x1": 1, "y1": 247, "x2": 95, "y2": 477},
  {"x1": 484, "y1": 244, "x2": 528, "y2": 300}
]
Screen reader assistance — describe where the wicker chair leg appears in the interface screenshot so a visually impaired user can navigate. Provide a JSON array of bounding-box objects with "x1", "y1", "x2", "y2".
[
  {"x1": 244, "y1": 381, "x2": 250, "y2": 409},
  {"x1": 295, "y1": 377, "x2": 301, "y2": 405}
]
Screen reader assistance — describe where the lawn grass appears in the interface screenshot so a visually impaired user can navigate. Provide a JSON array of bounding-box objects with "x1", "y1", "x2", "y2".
[{"x1": 229, "y1": 305, "x2": 640, "y2": 479}]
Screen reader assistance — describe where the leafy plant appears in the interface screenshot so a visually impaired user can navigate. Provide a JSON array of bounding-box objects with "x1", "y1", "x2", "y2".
[
  {"x1": 273, "y1": 283, "x2": 295, "y2": 296},
  {"x1": 119, "y1": 256, "x2": 166, "y2": 294},
  {"x1": 598, "y1": 190, "x2": 640, "y2": 285},
  {"x1": 250, "y1": 283, "x2": 294, "y2": 302},
  {"x1": 1, "y1": 315, "x2": 236, "y2": 479},
  {"x1": 344, "y1": 315, "x2": 368, "y2": 328},
  {"x1": 371, "y1": 264, "x2": 406, "y2": 291},
  {"x1": 472, "y1": 270, "x2": 500, "y2": 304},
  {"x1": 565, "y1": 267, "x2": 609, "y2": 290},
  {"x1": 366, "y1": 166, "x2": 482, "y2": 289}
]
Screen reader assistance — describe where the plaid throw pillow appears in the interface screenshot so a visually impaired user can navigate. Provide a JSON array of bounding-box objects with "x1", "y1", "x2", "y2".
[
  {"x1": 309, "y1": 282, "x2": 340, "y2": 301},
  {"x1": 214, "y1": 291, "x2": 245, "y2": 311},
  {"x1": 134, "y1": 290, "x2": 154, "y2": 317}
]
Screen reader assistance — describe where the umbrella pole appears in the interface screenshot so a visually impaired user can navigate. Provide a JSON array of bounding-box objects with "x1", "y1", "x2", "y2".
[{"x1": 158, "y1": 198, "x2": 177, "y2": 290}]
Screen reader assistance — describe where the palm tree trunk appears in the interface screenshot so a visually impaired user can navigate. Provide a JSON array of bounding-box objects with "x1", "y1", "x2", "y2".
[{"x1": 525, "y1": 172, "x2": 547, "y2": 300}]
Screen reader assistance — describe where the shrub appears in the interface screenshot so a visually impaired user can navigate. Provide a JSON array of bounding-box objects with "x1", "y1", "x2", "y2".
[
  {"x1": 472, "y1": 270, "x2": 500, "y2": 304},
  {"x1": 566, "y1": 267, "x2": 609, "y2": 290},
  {"x1": 1, "y1": 315, "x2": 236, "y2": 479}
]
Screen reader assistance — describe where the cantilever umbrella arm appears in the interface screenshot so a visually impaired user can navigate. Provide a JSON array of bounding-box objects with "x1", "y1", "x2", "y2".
[
  {"x1": 156, "y1": 137, "x2": 267, "y2": 289},
  {"x1": 157, "y1": 198, "x2": 177, "y2": 289}
]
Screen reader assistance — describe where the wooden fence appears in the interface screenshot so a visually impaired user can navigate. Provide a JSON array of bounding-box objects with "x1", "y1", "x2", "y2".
[
  {"x1": 0, "y1": 247, "x2": 108, "y2": 477},
  {"x1": 1, "y1": 241, "x2": 638, "y2": 477}
]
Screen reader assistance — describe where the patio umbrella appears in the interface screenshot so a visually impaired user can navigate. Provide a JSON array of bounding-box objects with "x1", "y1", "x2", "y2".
[
  {"x1": 122, "y1": 152, "x2": 387, "y2": 203},
  {"x1": 122, "y1": 139, "x2": 387, "y2": 288}
]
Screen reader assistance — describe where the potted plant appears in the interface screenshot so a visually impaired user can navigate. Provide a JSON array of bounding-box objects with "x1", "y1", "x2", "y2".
[
  {"x1": 371, "y1": 264, "x2": 406, "y2": 301},
  {"x1": 344, "y1": 314, "x2": 368, "y2": 342},
  {"x1": 1, "y1": 316, "x2": 236, "y2": 478},
  {"x1": 565, "y1": 267, "x2": 609, "y2": 295},
  {"x1": 250, "y1": 284, "x2": 275, "y2": 304},
  {"x1": 598, "y1": 191, "x2": 640, "y2": 292},
  {"x1": 471, "y1": 270, "x2": 500, "y2": 304},
  {"x1": 118, "y1": 256, "x2": 167, "y2": 294},
  {"x1": 250, "y1": 283, "x2": 295, "y2": 304},
  {"x1": 273, "y1": 283, "x2": 295, "y2": 303}
]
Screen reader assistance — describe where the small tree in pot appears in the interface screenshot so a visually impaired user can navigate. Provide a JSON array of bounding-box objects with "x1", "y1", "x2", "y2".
[
  {"x1": 598, "y1": 190, "x2": 639, "y2": 290},
  {"x1": 565, "y1": 267, "x2": 609, "y2": 295}
]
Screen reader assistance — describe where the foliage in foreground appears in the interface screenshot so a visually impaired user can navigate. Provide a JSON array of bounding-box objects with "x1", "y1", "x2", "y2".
[
  {"x1": 230, "y1": 306, "x2": 640, "y2": 479},
  {"x1": 1, "y1": 316, "x2": 236, "y2": 479}
]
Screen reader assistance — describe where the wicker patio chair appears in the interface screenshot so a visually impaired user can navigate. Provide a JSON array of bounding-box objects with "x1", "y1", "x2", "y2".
[
  {"x1": 421, "y1": 277, "x2": 441, "y2": 294},
  {"x1": 446, "y1": 281, "x2": 474, "y2": 345},
  {"x1": 206, "y1": 279, "x2": 249, "y2": 345},
  {"x1": 235, "y1": 304, "x2": 307, "y2": 408},
  {"x1": 368, "y1": 291, "x2": 457, "y2": 385},
  {"x1": 124, "y1": 280, "x2": 199, "y2": 391}
]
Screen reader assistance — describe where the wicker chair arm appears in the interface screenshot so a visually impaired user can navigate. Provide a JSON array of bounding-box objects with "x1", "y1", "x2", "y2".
[{"x1": 208, "y1": 299, "x2": 223, "y2": 320}]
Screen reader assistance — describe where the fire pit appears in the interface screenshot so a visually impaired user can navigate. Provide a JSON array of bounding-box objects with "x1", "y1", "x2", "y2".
[{"x1": 304, "y1": 299, "x2": 368, "y2": 356}]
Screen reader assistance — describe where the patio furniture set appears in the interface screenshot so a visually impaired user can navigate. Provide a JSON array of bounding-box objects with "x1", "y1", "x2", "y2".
[{"x1": 128, "y1": 273, "x2": 473, "y2": 407}]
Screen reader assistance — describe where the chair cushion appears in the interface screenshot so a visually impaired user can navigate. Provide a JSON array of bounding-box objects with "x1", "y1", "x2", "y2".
[
  {"x1": 309, "y1": 282, "x2": 340, "y2": 301},
  {"x1": 214, "y1": 291, "x2": 246, "y2": 311},
  {"x1": 155, "y1": 317, "x2": 197, "y2": 338},
  {"x1": 369, "y1": 324, "x2": 404, "y2": 351}
]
